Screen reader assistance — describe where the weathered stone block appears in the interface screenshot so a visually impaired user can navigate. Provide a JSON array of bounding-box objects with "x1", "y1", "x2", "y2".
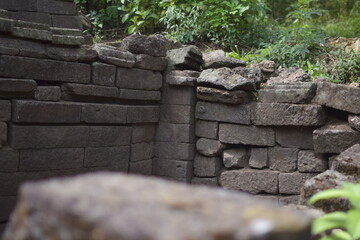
[
  {"x1": 152, "y1": 158, "x2": 193, "y2": 182},
  {"x1": 9, "y1": 125, "x2": 88, "y2": 149},
  {"x1": 0, "y1": 0, "x2": 37, "y2": 11},
  {"x1": 0, "y1": 100, "x2": 11, "y2": 121},
  {"x1": 276, "y1": 126, "x2": 315, "y2": 150},
  {"x1": 348, "y1": 115, "x2": 360, "y2": 131},
  {"x1": 0, "y1": 79, "x2": 36, "y2": 98},
  {"x1": 0, "y1": 122, "x2": 7, "y2": 147},
  {"x1": 203, "y1": 49, "x2": 246, "y2": 69},
  {"x1": 160, "y1": 105, "x2": 194, "y2": 124},
  {"x1": 2, "y1": 173, "x2": 311, "y2": 240},
  {"x1": 0, "y1": 35, "x2": 46, "y2": 58},
  {"x1": 269, "y1": 147, "x2": 299, "y2": 173},
  {"x1": 155, "y1": 142, "x2": 195, "y2": 161},
  {"x1": 46, "y1": 46, "x2": 97, "y2": 62},
  {"x1": 34, "y1": 86, "x2": 61, "y2": 101},
  {"x1": 279, "y1": 172, "x2": 316, "y2": 195},
  {"x1": 191, "y1": 177, "x2": 219, "y2": 187},
  {"x1": 161, "y1": 84, "x2": 196, "y2": 105},
  {"x1": 220, "y1": 169, "x2": 279, "y2": 194},
  {"x1": 313, "y1": 82, "x2": 360, "y2": 114},
  {"x1": 81, "y1": 104, "x2": 127, "y2": 124},
  {"x1": 195, "y1": 120, "x2": 218, "y2": 140},
  {"x1": 52, "y1": 35, "x2": 84, "y2": 46},
  {"x1": 88, "y1": 126, "x2": 131, "y2": 147},
  {"x1": 166, "y1": 70, "x2": 199, "y2": 86},
  {"x1": 279, "y1": 196, "x2": 300, "y2": 206},
  {"x1": 0, "y1": 196, "x2": 16, "y2": 222},
  {"x1": 196, "y1": 101, "x2": 252, "y2": 125},
  {"x1": 132, "y1": 124, "x2": 156, "y2": 143},
  {"x1": 62, "y1": 83, "x2": 119, "y2": 99},
  {"x1": 121, "y1": 34, "x2": 168, "y2": 57},
  {"x1": 194, "y1": 154, "x2": 221, "y2": 177},
  {"x1": 38, "y1": 0, "x2": 77, "y2": 15},
  {"x1": 0, "y1": 17, "x2": 13, "y2": 32},
  {"x1": 313, "y1": 121, "x2": 360, "y2": 154},
  {"x1": 10, "y1": 11, "x2": 51, "y2": 25},
  {"x1": 127, "y1": 106, "x2": 160, "y2": 123},
  {"x1": 117, "y1": 68, "x2": 162, "y2": 90},
  {"x1": 156, "y1": 123, "x2": 194, "y2": 143},
  {"x1": 0, "y1": 56, "x2": 91, "y2": 83},
  {"x1": 135, "y1": 54, "x2": 168, "y2": 71},
  {"x1": 19, "y1": 148, "x2": 83, "y2": 171},
  {"x1": 219, "y1": 124, "x2": 275, "y2": 147},
  {"x1": 12, "y1": 27, "x2": 52, "y2": 42},
  {"x1": 129, "y1": 159, "x2": 152, "y2": 175},
  {"x1": 94, "y1": 44, "x2": 135, "y2": 68},
  {"x1": 259, "y1": 82, "x2": 317, "y2": 104},
  {"x1": 249, "y1": 148, "x2": 268, "y2": 169},
  {"x1": 131, "y1": 142, "x2": 154, "y2": 162},
  {"x1": 223, "y1": 147, "x2": 248, "y2": 168},
  {"x1": 51, "y1": 15, "x2": 82, "y2": 30},
  {"x1": 91, "y1": 62, "x2": 116, "y2": 86},
  {"x1": 0, "y1": 149, "x2": 19, "y2": 172},
  {"x1": 12, "y1": 100, "x2": 81, "y2": 123},
  {"x1": 197, "y1": 87, "x2": 252, "y2": 105},
  {"x1": 119, "y1": 89, "x2": 161, "y2": 101},
  {"x1": 331, "y1": 144, "x2": 360, "y2": 178},
  {"x1": 253, "y1": 103, "x2": 326, "y2": 126},
  {"x1": 84, "y1": 147, "x2": 129, "y2": 171},
  {"x1": 196, "y1": 138, "x2": 226, "y2": 157},
  {"x1": 298, "y1": 150, "x2": 328, "y2": 173},
  {"x1": 167, "y1": 45, "x2": 204, "y2": 71}
]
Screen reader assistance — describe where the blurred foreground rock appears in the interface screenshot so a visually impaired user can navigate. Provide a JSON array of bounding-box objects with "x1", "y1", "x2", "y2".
[{"x1": 3, "y1": 173, "x2": 311, "y2": 240}]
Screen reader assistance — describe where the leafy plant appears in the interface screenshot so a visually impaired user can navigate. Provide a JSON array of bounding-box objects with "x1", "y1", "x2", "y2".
[{"x1": 308, "y1": 182, "x2": 360, "y2": 240}]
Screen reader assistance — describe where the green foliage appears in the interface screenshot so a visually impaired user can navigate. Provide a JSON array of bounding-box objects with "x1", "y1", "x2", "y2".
[{"x1": 309, "y1": 182, "x2": 360, "y2": 240}]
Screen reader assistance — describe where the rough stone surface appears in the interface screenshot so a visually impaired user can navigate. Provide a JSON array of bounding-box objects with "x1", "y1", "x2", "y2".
[
  {"x1": 0, "y1": 79, "x2": 37, "y2": 98},
  {"x1": 84, "y1": 147, "x2": 129, "y2": 171},
  {"x1": 300, "y1": 170, "x2": 356, "y2": 212},
  {"x1": 223, "y1": 148, "x2": 248, "y2": 168},
  {"x1": 0, "y1": 149, "x2": 19, "y2": 172},
  {"x1": 250, "y1": 60, "x2": 276, "y2": 74},
  {"x1": 51, "y1": 15, "x2": 82, "y2": 30},
  {"x1": 196, "y1": 138, "x2": 226, "y2": 157},
  {"x1": 203, "y1": 50, "x2": 246, "y2": 69},
  {"x1": 91, "y1": 62, "x2": 116, "y2": 86},
  {"x1": 52, "y1": 35, "x2": 84, "y2": 46},
  {"x1": 156, "y1": 123, "x2": 194, "y2": 143},
  {"x1": 269, "y1": 147, "x2": 299, "y2": 172},
  {"x1": 313, "y1": 121, "x2": 360, "y2": 154},
  {"x1": 152, "y1": 158, "x2": 193, "y2": 182},
  {"x1": 127, "y1": 106, "x2": 160, "y2": 123},
  {"x1": 191, "y1": 177, "x2": 219, "y2": 186},
  {"x1": 0, "y1": 122, "x2": 7, "y2": 147},
  {"x1": 119, "y1": 89, "x2": 161, "y2": 101},
  {"x1": 249, "y1": 148, "x2": 268, "y2": 169},
  {"x1": 0, "y1": 100, "x2": 11, "y2": 121},
  {"x1": 165, "y1": 70, "x2": 199, "y2": 86},
  {"x1": 196, "y1": 101, "x2": 252, "y2": 125},
  {"x1": 195, "y1": 120, "x2": 218, "y2": 140},
  {"x1": 197, "y1": 67, "x2": 257, "y2": 91},
  {"x1": 12, "y1": 27, "x2": 52, "y2": 42},
  {"x1": 267, "y1": 67, "x2": 310, "y2": 85},
  {"x1": 94, "y1": 44, "x2": 135, "y2": 68},
  {"x1": 259, "y1": 82, "x2": 317, "y2": 104},
  {"x1": 167, "y1": 45, "x2": 204, "y2": 71},
  {"x1": 131, "y1": 142, "x2": 154, "y2": 162},
  {"x1": 194, "y1": 154, "x2": 221, "y2": 177},
  {"x1": 0, "y1": 35, "x2": 46, "y2": 58},
  {"x1": 135, "y1": 54, "x2": 168, "y2": 71},
  {"x1": 220, "y1": 169, "x2": 279, "y2": 194},
  {"x1": 155, "y1": 142, "x2": 194, "y2": 161},
  {"x1": 219, "y1": 124, "x2": 275, "y2": 147},
  {"x1": 117, "y1": 68, "x2": 162, "y2": 91},
  {"x1": 276, "y1": 127, "x2": 315, "y2": 150},
  {"x1": 34, "y1": 86, "x2": 61, "y2": 101},
  {"x1": 132, "y1": 125, "x2": 156, "y2": 143},
  {"x1": 81, "y1": 104, "x2": 127, "y2": 124},
  {"x1": 253, "y1": 103, "x2": 326, "y2": 126},
  {"x1": 0, "y1": 196, "x2": 17, "y2": 222},
  {"x1": 331, "y1": 144, "x2": 360, "y2": 178},
  {"x1": 3, "y1": 173, "x2": 311, "y2": 240},
  {"x1": 9, "y1": 125, "x2": 89, "y2": 149},
  {"x1": 348, "y1": 115, "x2": 360, "y2": 131},
  {"x1": 161, "y1": 84, "x2": 196, "y2": 106},
  {"x1": 129, "y1": 159, "x2": 152, "y2": 176},
  {"x1": 61, "y1": 83, "x2": 119, "y2": 99},
  {"x1": 46, "y1": 46, "x2": 97, "y2": 62},
  {"x1": 279, "y1": 172, "x2": 316, "y2": 195},
  {"x1": 160, "y1": 105, "x2": 194, "y2": 124},
  {"x1": 19, "y1": 148, "x2": 83, "y2": 171},
  {"x1": 298, "y1": 150, "x2": 328, "y2": 173},
  {"x1": 88, "y1": 126, "x2": 131, "y2": 147},
  {"x1": 12, "y1": 100, "x2": 81, "y2": 123},
  {"x1": 0, "y1": 55, "x2": 91, "y2": 83},
  {"x1": 279, "y1": 196, "x2": 300, "y2": 206},
  {"x1": 121, "y1": 34, "x2": 168, "y2": 57},
  {"x1": 197, "y1": 87, "x2": 252, "y2": 104},
  {"x1": 313, "y1": 82, "x2": 360, "y2": 114}
]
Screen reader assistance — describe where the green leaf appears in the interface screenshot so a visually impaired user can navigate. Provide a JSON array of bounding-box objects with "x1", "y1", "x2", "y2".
[
  {"x1": 308, "y1": 189, "x2": 352, "y2": 205},
  {"x1": 332, "y1": 230, "x2": 353, "y2": 240},
  {"x1": 346, "y1": 210, "x2": 360, "y2": 238},
  {"x1": 312, "y1": 212, "x2": 347, "y2": 234}
]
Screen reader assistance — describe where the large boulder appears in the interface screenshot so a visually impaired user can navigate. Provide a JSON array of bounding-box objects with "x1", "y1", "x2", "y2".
[
  {"x1": 167, "y1": 45, "x2": 203, "y2": 71},
  {"x1": 331, "y1": 144, "x2": 360, "y2": 178},
  {"x1": 267, "y1": 67, "x2": 310, "y2": 85},
  {"x1": 4, "y1": 173, "x2": 311, "y2": 240},
  {"x1": 203, "y1": 50, "x2": 246, "y2": 69},
  {"x1": 121, "y1": 34, "x2": 168, "y2": 57}
]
